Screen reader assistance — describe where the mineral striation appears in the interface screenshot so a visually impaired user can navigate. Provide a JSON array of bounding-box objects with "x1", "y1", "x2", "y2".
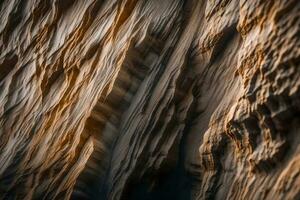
[{"x1": 0, "y1": 0, "x2": 299, "y2": 199}]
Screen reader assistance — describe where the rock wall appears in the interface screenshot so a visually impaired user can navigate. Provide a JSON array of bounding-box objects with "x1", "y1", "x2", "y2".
[{"x1": 0, "y1": 0, "x2": 299, "y2": 199}]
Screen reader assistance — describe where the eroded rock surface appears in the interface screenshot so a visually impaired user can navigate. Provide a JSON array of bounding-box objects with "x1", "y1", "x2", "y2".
[{"x1": 0, "y1": 0, "x2": 299, "y2": 199}]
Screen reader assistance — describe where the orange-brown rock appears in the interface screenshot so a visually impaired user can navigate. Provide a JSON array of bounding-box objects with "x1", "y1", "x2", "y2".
[{"x1": 0, "y1": 0, "x2": 299, "y2": 199}]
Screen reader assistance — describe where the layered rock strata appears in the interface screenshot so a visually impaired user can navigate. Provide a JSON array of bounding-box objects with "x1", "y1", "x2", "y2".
[{"x1": 0, "y1": 0, "x2": 299, "y2": 199}]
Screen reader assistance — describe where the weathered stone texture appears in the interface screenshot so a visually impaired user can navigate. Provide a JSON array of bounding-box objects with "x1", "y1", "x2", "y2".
[{"x1": 0, "y1": 0, "x2": 299, "y2": 199}]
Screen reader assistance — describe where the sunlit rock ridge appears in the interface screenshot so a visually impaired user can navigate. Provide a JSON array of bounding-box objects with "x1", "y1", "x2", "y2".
[{"x1": 0, "y1": 0, "x2": 299, "y2": 199}]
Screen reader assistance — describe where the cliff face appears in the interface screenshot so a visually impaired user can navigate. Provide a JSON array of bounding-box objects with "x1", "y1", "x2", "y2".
[{"x1": 0, "y1": 0, "x2": 299, "y2": 199}]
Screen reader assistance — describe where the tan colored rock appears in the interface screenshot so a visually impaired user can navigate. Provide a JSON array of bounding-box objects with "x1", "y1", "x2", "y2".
[{"x1": 0, "y1": 0, "x2": 299, "y2": 199}]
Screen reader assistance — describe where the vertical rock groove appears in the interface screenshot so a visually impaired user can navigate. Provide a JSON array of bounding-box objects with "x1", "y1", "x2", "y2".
[{"x1": 0, "y1": 0, "x2": 299, "y2": 199}]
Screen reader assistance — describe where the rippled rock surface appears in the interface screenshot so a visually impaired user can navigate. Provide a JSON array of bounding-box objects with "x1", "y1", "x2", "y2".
[{"x1": 0, "y1": 0, "x2": 299, "y2": 199}]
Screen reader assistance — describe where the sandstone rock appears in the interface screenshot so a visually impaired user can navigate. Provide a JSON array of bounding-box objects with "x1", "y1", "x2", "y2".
[{"x1": 0, "y1": 0, "x2": 299, "y2": 199}]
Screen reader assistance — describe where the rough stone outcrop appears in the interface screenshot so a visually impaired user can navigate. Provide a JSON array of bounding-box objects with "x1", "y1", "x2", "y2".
[{"x1": 0, "y1": 0, "x2": 299, "y2": 199}]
